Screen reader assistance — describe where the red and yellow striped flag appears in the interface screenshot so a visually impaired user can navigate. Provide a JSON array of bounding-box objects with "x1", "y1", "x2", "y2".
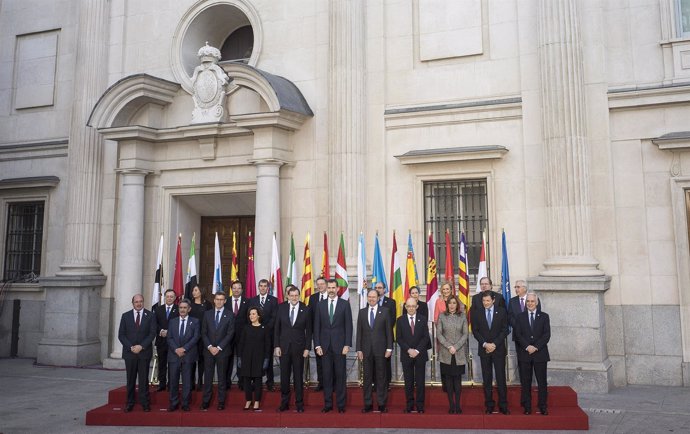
[
  {"x1": 458, "y1": 231, "x2": 470, "y2": 328},
  {"x1": 230, "y1": 231, "x2": 239, "y2": 282},
  {"x1": 301, "y1": 233, "x2": 313, "y2": 304}
]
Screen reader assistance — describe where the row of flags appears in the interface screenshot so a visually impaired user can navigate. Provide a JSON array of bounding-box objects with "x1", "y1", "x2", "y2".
[{"x1": 150, "y1": 229, "x2": 513, "y2": 324}]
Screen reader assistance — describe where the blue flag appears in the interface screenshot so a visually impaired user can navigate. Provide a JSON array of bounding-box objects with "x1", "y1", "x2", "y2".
[
  {"x1": 371, "y1": 233, "x2": 388, "y2": 294},
  {"x1": 501, "y1": 230, "x2": 511, "y2": 303}
]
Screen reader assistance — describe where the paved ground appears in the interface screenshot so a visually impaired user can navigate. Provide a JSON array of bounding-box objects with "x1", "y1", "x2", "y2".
[{"x1": 1, "y1": 358, "x2": 689, "y2": 433}]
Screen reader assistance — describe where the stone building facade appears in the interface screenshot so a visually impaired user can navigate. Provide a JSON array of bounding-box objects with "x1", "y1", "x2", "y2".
[{"x1": 1, "y1": 0, "x2": 690, "y2": 392}]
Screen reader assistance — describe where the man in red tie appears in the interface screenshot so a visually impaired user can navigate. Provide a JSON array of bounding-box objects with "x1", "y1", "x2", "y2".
[
  {"x1": 396, "y1": 298, "x2": 430, "y2": 413},
  {"x1": 118, "y1": 294, "x2": 156, "y2": 412}
]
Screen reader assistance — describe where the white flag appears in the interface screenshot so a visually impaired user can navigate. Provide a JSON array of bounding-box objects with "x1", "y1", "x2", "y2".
[
  {"x1": 151, "y1": 234, "x2": 164, "y2": 307},
  {"x1": 357, "y1": 232, "x2": 367, "y2": 309},
  {"x1": 212, "y1": 232, "x2": 223, "y2": 294}
]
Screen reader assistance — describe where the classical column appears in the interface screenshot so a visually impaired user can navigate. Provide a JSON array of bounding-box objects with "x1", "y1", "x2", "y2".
[
  {"x1": 533, "y1": 0, "x2": 611, "y2": 393},
  {"x1": 37, "y1": 0, "x2": 109, "y2": 366},
  {"x1": 58, "y1": 0, "x2": 109, "y2": 275},
  {"x1": 328, "y1": 0, "x2": 366, "y2": 256},
  {"x1": 108, "y1": 169, "x2": 150, "y2": 362},
  {"x1": 538, "y1": 0, "x2": 602, "y2": 277},
  {"x1": 253, "y1": 159, "x2": 283, "y2": 280}
]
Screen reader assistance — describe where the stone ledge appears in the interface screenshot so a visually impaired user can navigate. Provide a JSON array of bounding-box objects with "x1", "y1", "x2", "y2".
[{"x1": 528, "y1": 275, "x2": 611, "y2": 292}]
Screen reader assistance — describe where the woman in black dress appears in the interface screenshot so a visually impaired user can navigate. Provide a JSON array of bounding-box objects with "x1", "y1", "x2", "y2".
[
  {"x1": 408, "y1": 286, "x2": 429, "y2": 320},
  {"x1": 239, "y1": 306, "x2": 271, "y2": 410},
  {"x1": 189, "y1": 285, "x2": 212, "y2": 389}
]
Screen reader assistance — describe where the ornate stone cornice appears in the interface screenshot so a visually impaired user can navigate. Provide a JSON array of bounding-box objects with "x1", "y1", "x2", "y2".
[{"x1": 395, "y1": 145, "x2": 508, "y2": 165}]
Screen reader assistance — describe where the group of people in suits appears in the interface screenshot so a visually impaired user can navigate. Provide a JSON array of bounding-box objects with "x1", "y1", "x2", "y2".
[{"x1": 118, "y1": 274, "x2": 550, "y2": 416}]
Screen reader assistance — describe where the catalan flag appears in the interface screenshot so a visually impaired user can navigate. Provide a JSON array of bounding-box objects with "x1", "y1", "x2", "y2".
[
  {"x1": 458, "y1": 231, "x2": 470, "y2": 325},
  {"x1": 301, "y1": 233, "x2": 313, "y2": 304}
]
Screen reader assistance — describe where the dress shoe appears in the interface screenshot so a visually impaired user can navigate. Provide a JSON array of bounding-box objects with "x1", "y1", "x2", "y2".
[
  {"x1": 417, "y1": 409, "x2": 425, "y2": 414},
  {"x1": 524, "y1": 408, "x2": 532, "y2": 415},
  {"x1": 156, "y1": 385, "x2": 166, "y2": 392},
  {"x1": 266, "y1": 383, "x2": 275, "y2": 392},
  {"x1": 297, "y1": 406, "x2": 304, "y2": 413},
  {"x1": 314, "y1": 384, "x2": 323, "y2": 391},
  {"x1": 200, "y1": 402, "x2": 209, "y2": 410},
  {"x1": 456, "y1": 408, "x2": 463, "y2": 414},
  {"x1": 217, "y1": 404, "x2": 225, "y2": 411},
  {"x1": 499, "y1": 407, "x2": 510, "y2": 415},
  {"x1": 338, "y1": 408, "x2": 345, "y2": 413},
  {"x1": 379, "y1": 406, "x2": 388, "y2": 413},
  {"x1": 403, "y1": 408, "x2": 414, "y2": 414},
  {"x1": 124, "y1": 404, "x2": 134, "y2": 413},
  {"x1": 278, "y1": 404, "x2": 289, "y2": 412},
  {"x1": 485, "y1": 408, "x2": 494, "y2": 414},
  {"x1": 449, "y1": 409, "x2": 455, "y2": 414},
  {"x1": 167, "y1": 404, "x2": 178, "y2": 412},
  {"x1": 142, "y1": 405, "x2": 151, "y2": 412},
  {"x1": 361, "y1": 406, "x2": 373, "y2": 413},
  {"x1": 182, "y1": 405, "x2": 190, "y2": 412},
  {"x1": 539, "y1": 407, "x2": 548, "y2": 416},
  {"x1": 321, "y1": 406, "x2": 332, "y2": 413}
]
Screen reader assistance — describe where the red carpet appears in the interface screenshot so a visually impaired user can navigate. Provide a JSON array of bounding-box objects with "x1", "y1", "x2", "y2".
[{"x1": 86, "y1": 384, "x2": 588, "y2": 429}]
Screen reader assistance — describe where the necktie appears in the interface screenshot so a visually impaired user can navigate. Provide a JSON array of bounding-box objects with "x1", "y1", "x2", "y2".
[
  {"x1": 369, "y1": 308, "x2": 375, "y2": 329},
  {"x1": 520, "y1": 298, "x2": 525, "y2": 312},
  {"x1": 180, "y1": 318, "x2": 186, "y2": 337},
  {"x1": 135, "y1": 311, "x2": 140, "y2": 328},
  {"x1": 530, "y1": 312, "x2": 535, "y2": 330},
  {"x1": 290, "y1": 306, "x2": 296, "y2": 326},
  {"x1": 234, "y1": 299, "x2": 239, "y2": 315},
  {"x1": 486, "y1": 309, "x2": 492, "y2": 328},
  {"x1": 215, "y1": 310, "x2": 221, "y2": 327},
  {"x1": 410, "y1": 316, "x2": 415, "y2": 335},
  {"x1": 329, "y1": 300, "x2": 335, "y2": 324},
  {"x1": 166, "y1": 306, "x2": 170, "y2": 319},
  {"x1": 260, "y1": 297, "x2": 265, "y2": 307}
]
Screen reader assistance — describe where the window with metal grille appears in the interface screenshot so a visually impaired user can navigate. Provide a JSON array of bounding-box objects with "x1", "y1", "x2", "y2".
[
  {"x1": 3, "y1": 201, "x2": 44, "y2": 281},
  {"x1": 423, "y1": 179, "x2": 489, "y2": 284}
]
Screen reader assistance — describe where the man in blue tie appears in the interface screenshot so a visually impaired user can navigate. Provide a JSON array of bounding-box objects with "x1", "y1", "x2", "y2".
[
  {"x1": 166, "y1": 299, "x2": 200, "y2": 412},
  {"x1": 356, "y1": 288, "x2": 393, "y2": 413},
  {"x1": 471, "y1": 290, "x2": 509, "y2": 415},
  {"x1": 200, "y1": 291, "x2": 234, "y2": 410}
]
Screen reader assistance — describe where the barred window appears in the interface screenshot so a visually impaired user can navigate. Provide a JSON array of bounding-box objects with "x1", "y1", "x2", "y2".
[
  {"x1": 3, "y1": 201, "x2": 44, "y2": 281},
  {"x1": 423, "y1": 179, "x2": 489, "y2": 283}
]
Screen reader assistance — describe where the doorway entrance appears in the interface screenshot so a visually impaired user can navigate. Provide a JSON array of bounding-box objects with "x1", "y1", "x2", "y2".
[{"x1": 199, "y1": 216, "x2": 255, "y2": 294}]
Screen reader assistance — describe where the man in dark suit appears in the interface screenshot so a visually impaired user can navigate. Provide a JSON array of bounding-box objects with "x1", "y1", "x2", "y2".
[
  {"x1": 118, "y1": 294, "x2": 156, "y2": 412},
  {"x1": 249, "y1": 278, "x2": 278, "y2": 390},
  {"x1": 154, "y1": 289, "x2": 178, "y2": 391},
  {"x1": 514, "y1": 292, "x2": 551, "y2": 415},
  {"x1": 374, "y1": 281, "x2": 397, "y2": 387},
  {"x1": 396, "y1": 297, "x2": 430, "y2": 413},
  {"x1": 357, "y1": 288, "x2": 393, "y2": 413},
  {"x1": 227, "y1": 280, "x2": 248, "y2": 389},
  {"x1": 470, "y1": 277, "x2": 507, "y2": 318},
  {"x1": 508, "y1": 280, "x2": 541, "y2": 383},
  {"x1": 201, "y1": 291, "x2": 234, "y2": 410},
  {"x1": 166, "y1": 298, "x2": 200, "y2": 412},
  {"x1": 471, "y1": 290, "x2": 510, "y2": 414},
  {"x1": 308, "y1": 276, "x2": 328, "y2": 390},
  {"x1": 314, "y1": 278, "x2": 352, "y2": 413},
  {"x1": 275, "y1": 285, "x2": 312, "y2": 412}
]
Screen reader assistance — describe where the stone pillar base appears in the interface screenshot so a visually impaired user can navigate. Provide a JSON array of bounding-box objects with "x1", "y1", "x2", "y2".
[
  {"x1": 36, "y1": 275, "x2": 106, "y2": 366},
  {"x1": 683, "y1": 362, "x2": 690, "y2": 387},
  {"x1": 103, "y1": 357, "x2": 126, "y2": 370},
  {"x1": 528, "y1": 275, "x2": 612, "y2": 393}
]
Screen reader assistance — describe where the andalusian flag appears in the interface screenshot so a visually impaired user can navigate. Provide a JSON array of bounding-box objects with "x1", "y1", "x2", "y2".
[
  {"x1": 390, "y1": 231, "x2": 404, "y2": 320},
  {"x1": 335, "y1": 233, "x2": 348, "y2": 299},
  {"x1": 286, "y1": 233, "x2": 299, "y2": 288},
  {"x1": 151, "y1": 234, "x2": 164, "y2": 307},
  {"x1": 231, "y1": 231, "x2": 239, "y2": 282},
  {"x1": 321, "y1": 232, "x2": 330, "y2": 279},
  {"x1": 270, "y1": 233, "x2": 284, "y2": 303},
  {"x1": 245, "y1": 232, "x2": 256, "y2": 299},
  {"x1": 212, "y1": 232, "x2": 222, "y2": 294},
  {"x1": 426, "y1": 232, "x2": 439, "y2": 321},
  {"x1": 184, "y1": 233, "x2": 197, "y2": 300},
  {"x1": 403, "y1": 231, "x2": 418, "y2": 300},
  {"x1": 475, "y1": 230, "x2": 487, "y2": 294},
  {"x1": 458, "y1": 231, "x2": 470, "y2": 326},
  {"x1": 371, "y1": 233, "x2": 388, "y2": 292},
  {"x1": 444, "y1": 229, "x2": 455, "y2": 294},
  {"x1": 357, "y1": 232, "x2": 367, "y2": 309},
  {"x1": 300, "y1": 233, "x2": 313, "y2": 304}
]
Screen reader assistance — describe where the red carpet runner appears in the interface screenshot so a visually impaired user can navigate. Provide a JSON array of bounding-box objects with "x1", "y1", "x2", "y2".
[{"x1": 86, "y1": 385, "x2": 588, "y2": 429}]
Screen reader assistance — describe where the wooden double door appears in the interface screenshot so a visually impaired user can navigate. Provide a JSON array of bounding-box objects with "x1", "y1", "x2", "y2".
[{"x1": 199, "y1": 216, "x2": 255, "y2": 294}]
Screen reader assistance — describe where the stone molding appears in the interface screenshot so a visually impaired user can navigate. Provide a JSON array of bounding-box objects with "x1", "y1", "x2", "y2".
[
  {"x1": 0, "y1": 176, "x2": 59, "y2": 190},
  {"x1": 395, "y1": 145, "x2": 508, "y2": 165},
  {"x1": 608, "y1": 83, "x2": 690, "y2": 110}
]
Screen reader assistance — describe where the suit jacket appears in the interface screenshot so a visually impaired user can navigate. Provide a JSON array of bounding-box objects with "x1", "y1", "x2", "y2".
[
  {"x1": 313, "y1": 297, "x2": 353, "y2": 353},
  {"x1": 356, "y1": 305, "x2": 393, "y2": 357},
  {"x1": 470, "y1": 291, "x2": 506, "y2": 318},
  {"x1": 201, "y1": 308, "x2": 235, "y2": 357},
  {"x1": 248, "y1": 294, "x2": 279, "y2": 331},
  {"x1": 274, "y1": 301, "x2": 312, "y2": 352},
  {"x1": 508, "y1": 295, "x2": 541, "y2": 333},
  {"x1": 228, "y1": 296, "x2": 249, "y2": 345},
  {"x1": 513, "y1": 309, "x2": 550, "y2": 363},
  {"x1": 416, "y1": 301, "x2": 429, "y2": 322},
  {"x1": 396, "y1": 314, "x2": 431, "y2": 362},
  {"x1": 379, "y1": 296, "x2": 398, "y2": 334},
  {"x1": 471, "y1": 304, "x2": 509, "y2": 357},
  {"x1": 154, "y1": 303, "x2": 179, "y2": 347},
  {"x1": 167, "y1": 315, "x2": 200, "y2": 363},
  {"x1": 118, "y1": 308, "x2": 157, "y2": 359},
  {"x1": 308, "y1": 292, "x2": 327, "y2": 315}
]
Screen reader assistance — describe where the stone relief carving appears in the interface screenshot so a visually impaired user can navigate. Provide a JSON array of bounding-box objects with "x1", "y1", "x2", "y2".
[{"x1": 191, "y1": 42, "x2": 228, "y2": 124}]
